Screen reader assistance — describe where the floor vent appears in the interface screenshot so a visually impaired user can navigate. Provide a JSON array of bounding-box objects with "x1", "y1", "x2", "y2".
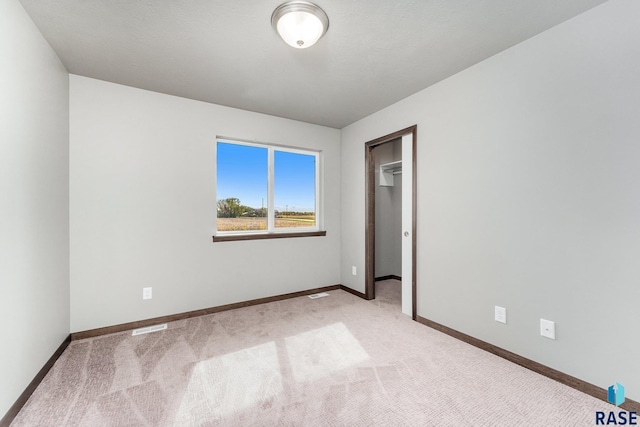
[
  {"x1": 132, "y1": 323, "x2": 167, "y2": 336},
  {"x1": 308, "y1": 292, "x2": 330, "y2": 299}
]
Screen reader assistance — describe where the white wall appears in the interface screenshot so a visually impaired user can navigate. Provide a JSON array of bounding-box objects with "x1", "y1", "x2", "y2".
[
  {"x1": 0, "y1": 0, "x2": 70, "y2": 417},
  {"x1": 70, "y1": 76, "x2": 341, "y2": 332},
  {"x1": 341, "y1": 0, "x2": 640, "y2": 400}
]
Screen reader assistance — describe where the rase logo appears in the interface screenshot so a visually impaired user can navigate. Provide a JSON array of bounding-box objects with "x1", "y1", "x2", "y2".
[{"x1": 596, "y1": 382, "x2": 637, "y2": 425}]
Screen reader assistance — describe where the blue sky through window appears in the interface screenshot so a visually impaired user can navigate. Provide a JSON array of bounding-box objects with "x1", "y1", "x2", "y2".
[
  {"x1": 217, "y1": 142, "x2": 316, "y2": 212},
  {"x1": 275, "y1": 151, "x2": 315, "y2": 212}
]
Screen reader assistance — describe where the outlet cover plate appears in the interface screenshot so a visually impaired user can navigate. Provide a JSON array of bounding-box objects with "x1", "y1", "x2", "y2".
[
  {"x1": 494, "y1": 306, "x2": 507, "y2": 324},
  {"x1": 142, "y1": 287, "x2": 152, "y2": 300},
  {"x1": 540, "y1": 319, "x2": 555, "y2": 339}
]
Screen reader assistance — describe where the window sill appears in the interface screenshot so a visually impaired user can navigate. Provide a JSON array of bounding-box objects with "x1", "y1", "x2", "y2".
[{"x1": 212, "y1": 230, "x2": 326, "y2": 242}]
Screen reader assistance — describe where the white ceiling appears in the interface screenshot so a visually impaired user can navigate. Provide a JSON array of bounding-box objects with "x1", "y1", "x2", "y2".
[{"x1": 19, "y1": 0, "x2": 607, "y2": 129}]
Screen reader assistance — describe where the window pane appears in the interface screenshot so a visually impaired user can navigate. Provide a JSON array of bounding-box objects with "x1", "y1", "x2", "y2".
[
  {"x1": 274, "y1": 151, "x2": 316, "y2": 229},
  {"x1": 217, "y1": 142, "x2": 268, "y2": 231}
]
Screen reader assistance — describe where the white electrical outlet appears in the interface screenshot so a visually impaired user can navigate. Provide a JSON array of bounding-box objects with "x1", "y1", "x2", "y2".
[
  {"x1": 494, "y1": 306, "x2": 507, "y2": 324},
  {"x1": 540, "y1": 319, "x2": 555, "y2": 339},
  {"x1": 142, "y1": 287, "x2": 152, "y2": 300},
  {"x1": 352, "y1": 266, "x2": 357, "y2": 276}
]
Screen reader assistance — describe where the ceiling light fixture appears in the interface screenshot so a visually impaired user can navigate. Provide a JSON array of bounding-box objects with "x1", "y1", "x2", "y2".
[{"x1": 271, "y1": 1, "x2": 329, "y2": 49}]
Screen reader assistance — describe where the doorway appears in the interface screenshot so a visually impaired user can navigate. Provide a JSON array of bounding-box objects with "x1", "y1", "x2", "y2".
[{"x1": 365, "y1": 125, "x2": 417, "y2": 320}]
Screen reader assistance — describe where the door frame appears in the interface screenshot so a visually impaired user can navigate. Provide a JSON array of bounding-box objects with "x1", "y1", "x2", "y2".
[{"x1": 364, "y1": 125, "x2": 417, "y2": 320}]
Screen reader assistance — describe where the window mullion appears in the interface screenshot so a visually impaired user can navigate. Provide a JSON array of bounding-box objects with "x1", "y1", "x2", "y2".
[{"x1": 267, "y1": 147, "x2": 275, "y2": 231}]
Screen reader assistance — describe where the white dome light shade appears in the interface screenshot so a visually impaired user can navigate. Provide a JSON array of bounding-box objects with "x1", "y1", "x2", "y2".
[
  {"x1": 272, "y1": 2, "x2": 329, "y2": 49},
  {"x1": 277, "y1": 11, "x2": 323, "y2": 48}
]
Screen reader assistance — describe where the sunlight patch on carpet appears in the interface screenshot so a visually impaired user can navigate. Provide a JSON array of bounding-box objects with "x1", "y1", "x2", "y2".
[
  {"x1": 174, "y1": 341, "x2": 282, "y2": 424},
  {"x1": 285, "y1": 322, "x2": 369, "y2": 383}
]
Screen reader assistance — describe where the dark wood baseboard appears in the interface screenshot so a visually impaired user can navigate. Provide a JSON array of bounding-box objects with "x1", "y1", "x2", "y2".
[
  {"x1": 1, "y1": 335, "x2": 71, "y2": 427},
  {"x1": 416, "y1": 316, "x2": 640, "y2": 412},
  {"x1": 375, "y1": 275, "x2": 401, "y2": 281},
  {"x1": 339, "y1": 285, "x2": 368, "y2": 299},
  {"x1": 71, "y1": 284, "x2": 342, "y2": 341}
]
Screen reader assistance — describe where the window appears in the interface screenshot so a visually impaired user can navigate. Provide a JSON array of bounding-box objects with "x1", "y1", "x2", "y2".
[{"x1": 215, "y1": 138, "x2": 320, "y2": 238}]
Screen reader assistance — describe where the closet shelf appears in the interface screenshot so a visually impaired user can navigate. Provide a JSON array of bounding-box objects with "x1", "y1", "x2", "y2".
[{"x1": 380, "y1": 160, "x2": 402, "y2": 186}]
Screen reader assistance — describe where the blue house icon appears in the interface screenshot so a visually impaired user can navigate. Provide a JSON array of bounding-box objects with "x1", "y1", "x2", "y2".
[{"x1": 608, "y1": 382, "x2": 625, "y2": 407}]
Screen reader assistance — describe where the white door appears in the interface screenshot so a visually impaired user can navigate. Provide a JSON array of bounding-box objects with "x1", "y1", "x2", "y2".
[{"x1": 401, "y1": 133, "x2": 413, "y2": 316}]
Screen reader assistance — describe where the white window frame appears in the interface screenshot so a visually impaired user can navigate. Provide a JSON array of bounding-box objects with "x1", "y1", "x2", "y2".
[{"x1": 214, "y1": 137, "x2": 321, "y2": 236}]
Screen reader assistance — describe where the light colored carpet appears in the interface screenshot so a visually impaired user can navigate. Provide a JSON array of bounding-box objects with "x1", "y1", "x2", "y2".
[{"x1": 12, "y1": 280, "x2": 611, "y2": 426}]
